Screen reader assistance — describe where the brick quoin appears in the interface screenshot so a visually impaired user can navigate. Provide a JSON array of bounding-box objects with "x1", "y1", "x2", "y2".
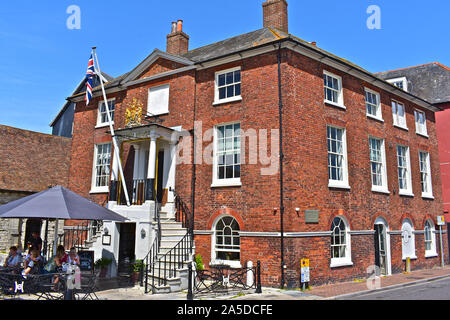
[{"x1": 67, "y1": 1, "x2": 447, "y2": 288}]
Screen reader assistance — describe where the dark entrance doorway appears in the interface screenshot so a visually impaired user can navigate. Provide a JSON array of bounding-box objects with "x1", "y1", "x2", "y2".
[
  {"x1": 374, "y1": 224, "x2": 387, "y2": 276},
  {"x1": 156, "y1": 150, "x2": 165, "y2": 203},
  {"x1": 24, "y1": 219, "x2": 42, "y2": 250},
  {"x1": 118, "y1": 223, "x2": 136, "y2": 274}
]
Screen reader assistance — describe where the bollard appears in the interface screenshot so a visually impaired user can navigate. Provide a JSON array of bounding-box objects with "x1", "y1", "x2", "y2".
[
  {"x1": 256, "y1": 261, "x2": 262, "y2": 294},
  {"x1": 187, "y1": 263, "x2": 193, "y2": 300},
  {"x1": 405, "y1": 257, "x2": 411, "y2": 273}
]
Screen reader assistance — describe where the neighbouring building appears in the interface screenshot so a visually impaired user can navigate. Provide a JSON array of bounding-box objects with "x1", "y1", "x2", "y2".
[
  {"x1": 0, "y1": 125, "x2": 71, "y2": 255},
  {"x1": 377, "y1": 62, "x2": 450, "y2": 260},
  {"x1": 66, "y1": 0, "x2": 447, "y2": 288},
  {"x1": 50, "y1": 72, "x2": 113, "y2": 138}
]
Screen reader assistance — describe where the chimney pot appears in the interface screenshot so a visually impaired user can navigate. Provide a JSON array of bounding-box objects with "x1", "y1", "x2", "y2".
[
  {"x1": 171, "y1": 22, "x2": 177, "y2": 34},
  {"x1": 177, "y1": 20, "x2": 183, "y2": 32}
]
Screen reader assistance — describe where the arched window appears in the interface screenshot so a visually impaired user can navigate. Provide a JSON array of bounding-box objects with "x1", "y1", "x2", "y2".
[
  {"x1": 330, "y1": 217, "x2": 352, "y2": 267},
  {"x1": 424, "y1": 219, "x2": 437, "y2": 257},
  {"x1": 213, "y1": 216, "x2": 240, "y2": 265}
]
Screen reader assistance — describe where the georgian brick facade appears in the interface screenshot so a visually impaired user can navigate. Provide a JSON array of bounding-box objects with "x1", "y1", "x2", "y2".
[{"x1": 67, "y1": 0, "x2": 447, "y2": 287}]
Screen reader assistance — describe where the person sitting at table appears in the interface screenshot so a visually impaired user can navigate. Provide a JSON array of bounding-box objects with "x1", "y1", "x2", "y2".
[
  {"x1": 68, "y1": 247, "x2": 80, "y2": 266},
  {"x1": 51, "y1": 245, "x2": 68, "y2": 290},
  {"x1": 3, "y1": 246, "x2": 21, "y2": 273},
  {"x1": 22, "y1": 249, "x2": 43, "y2": 278},
  {"x1": 22, "y1": 246, "x2": 35, "y2": 270}
]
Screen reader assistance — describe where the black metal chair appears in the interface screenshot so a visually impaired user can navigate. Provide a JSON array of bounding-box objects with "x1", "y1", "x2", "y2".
[{"x1": 74, "y1": 271, "x2": 100, "y2": 300}]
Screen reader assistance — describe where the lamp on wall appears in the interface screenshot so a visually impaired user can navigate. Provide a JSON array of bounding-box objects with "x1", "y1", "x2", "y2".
[{"x1": 102, "y1": 227, "x2": 111, "y2": 245}]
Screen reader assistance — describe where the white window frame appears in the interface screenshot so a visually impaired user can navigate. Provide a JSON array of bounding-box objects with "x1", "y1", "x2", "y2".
[
  {"x1": 211, "y1": 215, "x2": 242, "y2": 268},
  {"x1": 396, "y1": 145, "x2": 413, "y2": 197},
  {"x1": 323, "y1": 70, "x2": 345, "y2": 109},
  {"x1": 213, "y1": 67, "x2": 242, "y2": 105},
  {"x1": 330, "y1": 216, "x2": 353, "y2": 268},
  {"x1": 392, "y1": 100, "x2": 408, "y2": 130},
  {"x1": 365, "y1": 88, "x2": 383, "y2": 121},
  {"x1": 414, "y1": 109, "x2": 428, "y2": 137},
  {"x1": 419, "y1": 151, "x2": 434, "y2": 199},
  {"x1": 90, "y1": 142, "x2": 112, "y2": 194},
  {"x1": 327, "y1": 125, "x2": 350, "y2": 189},
  {"x1": 369, "y1": 136, "x2": 389, "y2": 194},
  {"x1": 147, "y1": 83, "x2": 170, "y2": 116},
  {"x1": 96, "y1": 98, "x2": 115, "y2": 128},
  {"x1": 424, "y1": 219, "x2": 438, "y2": 257},
  {"x1": 211, "y1": 122, "x2": 242, "y2": 188},
  {"x1": 387, "y1": 77, "x2": 408, "y2": 92}
]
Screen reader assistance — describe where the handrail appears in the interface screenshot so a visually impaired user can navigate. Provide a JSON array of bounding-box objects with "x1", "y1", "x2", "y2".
[{"x1": 140, "y1": 190, "x2": 194, "y2": 294}]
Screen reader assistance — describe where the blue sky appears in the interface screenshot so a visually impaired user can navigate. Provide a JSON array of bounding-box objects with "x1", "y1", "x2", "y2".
[{"x1": 0, "y1": 0, "x2": 449, "y2": 134}]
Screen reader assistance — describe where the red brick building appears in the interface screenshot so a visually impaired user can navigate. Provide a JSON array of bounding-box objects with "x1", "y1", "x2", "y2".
[
  {"x1": 0, "y1": 125, "x2": 71, "y2": 252},
  {"x1": 67, "y1": 0, "x2": 447, "y2": 288}
]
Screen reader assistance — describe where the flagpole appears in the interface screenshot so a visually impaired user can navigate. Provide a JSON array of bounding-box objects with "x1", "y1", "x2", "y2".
[{"x1": 92, "y1": 47, "x2": 131, "y2": 207}]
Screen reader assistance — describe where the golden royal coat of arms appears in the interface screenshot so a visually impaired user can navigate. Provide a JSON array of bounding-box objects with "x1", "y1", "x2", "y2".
[{"x1": 125, "y1": 98, "x2": 143, "y2": 128}]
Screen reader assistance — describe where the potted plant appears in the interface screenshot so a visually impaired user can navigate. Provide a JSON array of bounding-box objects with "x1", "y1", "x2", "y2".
[
  {"x1": 131, "y1": 260, "x2": 144, "y2": 284},
  {"x1": 95, "y1": 257, "x2": 112, "y2": 278},
  {"x1": 195, "y1": 254, "x2": 204, "y2": 271}
]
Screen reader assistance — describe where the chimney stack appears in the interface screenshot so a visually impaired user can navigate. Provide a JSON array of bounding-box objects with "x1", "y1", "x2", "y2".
[
  {"x1": 166, "y1": 19, "x2": 189, "y2": 55},
  {"x1": 262, "y1": 0, "x2": 288, "y2": 33}
]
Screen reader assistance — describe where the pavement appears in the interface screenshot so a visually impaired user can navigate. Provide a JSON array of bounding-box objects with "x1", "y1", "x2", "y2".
[{"x1": 6, "y1": 265, "x2": 450, "y2": 300}]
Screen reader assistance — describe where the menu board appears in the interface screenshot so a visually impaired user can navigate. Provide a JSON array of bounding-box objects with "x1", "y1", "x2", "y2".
[{"x1": 78, "y1": 251, "x2": 94, "y2": 272}]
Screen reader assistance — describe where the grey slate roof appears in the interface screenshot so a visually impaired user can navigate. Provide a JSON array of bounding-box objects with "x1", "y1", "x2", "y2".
[{"x1": 376, "y1": 63, "x2": 450, "y2": 105}]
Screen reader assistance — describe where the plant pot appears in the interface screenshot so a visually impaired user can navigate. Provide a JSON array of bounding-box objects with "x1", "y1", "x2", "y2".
[
  {"x1": 131, "y1": 271, "x2": 140, "y2": 284},
  {"x1": 99, "y1": 267, "x2": 108, "y2": 278}
]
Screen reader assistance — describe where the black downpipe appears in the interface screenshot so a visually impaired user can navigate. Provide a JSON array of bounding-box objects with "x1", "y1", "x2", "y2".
[{"x1": 277, "y1": 42, "x2": 285, "y2": 289}]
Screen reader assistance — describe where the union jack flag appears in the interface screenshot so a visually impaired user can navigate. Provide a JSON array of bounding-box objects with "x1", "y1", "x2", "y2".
[{"x1": 85, "y1": 53, "x2": 96, "y2": 106}]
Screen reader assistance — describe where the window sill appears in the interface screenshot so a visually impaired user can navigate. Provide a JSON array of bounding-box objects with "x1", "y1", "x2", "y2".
[
  {"x1": 416, "y1": 132, "x2": 429, "y2": 138},
  {"x1": 328, "y1": 182, "x2": 351, "y2": 190},
  {"x1": 367, "y1": 114, "x2": 384, "y2": 123},
  {"x1": 324, "y1": 100, "x2": 346, "y2": 110},
  {"x1": 95, "y1": 122, "x2": 114, "y2": 129},
  {"x1": 422, "y1": 194, "x2": 435, "y2": 200},
  {"x1": 210, "y1": 260, "x2": 242, "y2": 269},
  {"x1": 394, "y1": 124, "x2": 409, "y2": 131},
  {"x1": 330, "y1": 260, "x2": 353, "y2": 268},
  {"x1": 372, "y1": 187, "x2": 390, "y2": 195},
  {"x1": 145, "y1": 112, "x2": 169, "y2": 117},
  {"x1": 425, "y1": 252, "x2": 438, "y2": 258},
  {"x1": 89, "y1": 187, "x2": 109, "y2": 194},
  {"x1": 213, "y1": 96, "x2": 242, "y2": 106},
  {"x1": 399, "y1": 190, "x2": 414, "y2": 197},
  {"x1": 211, "y1": 180, "x2": 242, "y2": 188}
]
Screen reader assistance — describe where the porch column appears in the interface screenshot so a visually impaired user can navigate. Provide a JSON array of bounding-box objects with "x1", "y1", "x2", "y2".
[
  {"x1": 109, "y1": 146, "x2": 120, "y2": 202},
  {"x1": 132, "y1": 145, "x2": 141, "y2": 181},
  {"x1": 145, "y1": 133, "x2": 158, "y2": 202},
  {"x1": 167, "y1": 141, "x2": 177, "y2": 203}
]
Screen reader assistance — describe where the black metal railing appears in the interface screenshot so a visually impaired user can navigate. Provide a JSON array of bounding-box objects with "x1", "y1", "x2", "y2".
[{"x1": 140, "y1": 190, "x2": 194, "y2": 294}]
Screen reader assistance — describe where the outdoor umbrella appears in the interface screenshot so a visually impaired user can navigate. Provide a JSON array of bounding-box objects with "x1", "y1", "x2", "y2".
[
  {"x1": 0, "y1": 185, "x2": 127, "y2": 255},
  {"x1": 0, "y1": 185, "x2": 126, "y2": 221}
]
